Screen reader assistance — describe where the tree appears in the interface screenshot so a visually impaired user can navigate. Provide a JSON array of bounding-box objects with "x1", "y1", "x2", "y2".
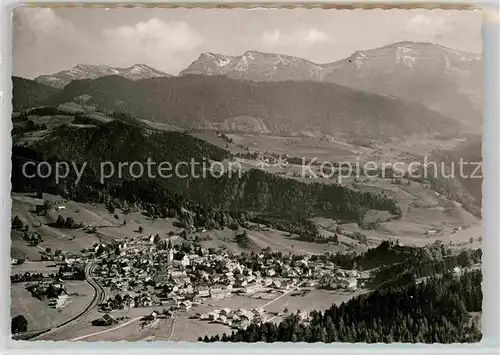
[
  {"x1": 65, "y1": 217, "x2": 76, "y2": 229},
  {"x1": 333, "y1": 233, "x2": 339, "y2": 244},
  {"x1": 45, "y1": 247, "x2": 52, "y2": 254},
  {"x1": 46, "y1": 284, "x2": 58, "y2": 298},
  {"x1": 180, "y1": 229, "x2": 188, "y2": 240},
  {"x1": 12, "y1": 215, "x2": 24, "y2": 230},
  {"x1": 469, "y1": 237, "x2": 474, "y2": 244},
  {"x1": 56, "y1": 215, "x2": 65, "y2": 227},
  {"x1": 115, "y1": 294, "x2": 123, "y2": 304},
  {"x1": 43, "y1": 199, "x2": 52, "y2": 211},
  {"x1": 11, "y1": 315, "x2": 28, "y2": 334},
  {"x1": 138, "y1": 226, "x2": 144, "y2": 233}
]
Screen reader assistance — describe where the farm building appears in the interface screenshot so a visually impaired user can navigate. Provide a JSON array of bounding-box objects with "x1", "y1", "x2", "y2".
[{"x1": 179, "y1": 300, "x2": 192, "y2": 312}]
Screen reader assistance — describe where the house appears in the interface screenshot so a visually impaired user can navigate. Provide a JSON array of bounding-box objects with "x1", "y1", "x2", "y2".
[
  {"x1": 251, "y1": 308, "x2": 265, "y2": 316},
  {"x1": 139, "y1": 295, "x2": 154, "y2": 307},
  {"x1": 54, "y1": 295, "x2": 69, "y2": 309},
  {"x1": 239, "y1": 313, "x2": 252, "y2": 322},
  {"x1": 180, "y1": 255, "x2": 190, "y2": 267},
  {"x1": 306, "y1": 281, "x2": 316, "y2": 287},
  {"x1": 266, "y1": 269, "x2": 276, "y2": 277},
  {"x1": 243, "y1": 284, "x2": 260, "y2": 294},
  {"x1": 208, "y1": 312, "x2": 219, "y2": 321},
  {"x1": 426, "y1": 229, "x2": 438, "y2": 236},
  {"x1": 271, "y1": 280, "x2": 282, "y2": 289},
  {"x1": 180, "y1": 285, "x2": 193, "y2": 294},
  {"x1": 220, "y1": 308, "x2": 232, "y2": 317},
  {"x1": 102, "y1": 313, "x2": 118, "y2": 325},
  {"x1": 217, "y1": 315, "x2": 228, "y2": 324},
  {"x1": 296, "y1": 310, "x2": 308, "y2": 321},
  {"x1": 262, "y1": 278, "x2": 273, "y2": 286},
  {"x1": 210, "y1": 287, "x2": 231, "y2": 299},
  {"x1": 170, "y1": 270, "x2": 186, "y2": 279},
  {"x1": 197, "y1": 287, "x2": 210, "y2": 298},
  {"x1": 234, "y1": 278, "x2": 248, "y2": 288},
  {"x1": 236, "y1": 321, "x2": 251, "y2": 330},
  {"x1": 126, "y1": 298, "x2": 136, "y2": 308},
  {"x1": 179, "y1": 300, "x2": 192, "y2": 312},
  {"x1": 344, "y1": 278, "x2": 358, "y2": 290},
  {"x1": 55, "y1": 206, "x2": 66, "y2": 211},
  {"x1": 282, "y1": 279, "x2": 295, "y2": 289}
]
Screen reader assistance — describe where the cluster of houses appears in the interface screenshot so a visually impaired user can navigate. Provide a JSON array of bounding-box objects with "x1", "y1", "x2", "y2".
[
  {"x1": 319, "y1": 269, "x2": 362, "y2": 291},
  {"x1": 195, "y1": 307, "x2": 269, "y2": 330},
  {"x1": 89, "y1": 233, "x2": 367, "y2": 315},
  {"x1": 25, "y1": 280, "x2": 67, "y2": 301}
]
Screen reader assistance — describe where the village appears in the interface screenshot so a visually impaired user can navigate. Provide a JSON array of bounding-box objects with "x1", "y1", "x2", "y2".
[
  {"x1": 12, "y1": 228, "x2": 369, "y2": 335},
  {"x1": 89, "y1": 231, "x2": 369, "y2": 330}
]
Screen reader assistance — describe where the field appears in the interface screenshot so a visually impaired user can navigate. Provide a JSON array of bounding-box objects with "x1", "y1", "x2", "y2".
[
  {"x1": 171, "y1": 288, "x2": 367, "y2": 341},
  {"x1": 10, "y1": 281, "x2": 94, "y2": 332},
  {"x1": 11, "y1": 261, "x2": 59, "y2": 276},
  {"x1": 10, "y1": 193, "x2": 186, "y2": 260},
  {"x1": 64, "y1": 287, "x2": 367, "y2": 342},
  {"x1": 10, "y1": 130, "x2": 482, "y2": 342},
  {"x1": 191, "y1": 132, "x2": 466, "y2": 164},
  {"x1": 191, "y1": 132, "x2": 366, "y2": 161}
]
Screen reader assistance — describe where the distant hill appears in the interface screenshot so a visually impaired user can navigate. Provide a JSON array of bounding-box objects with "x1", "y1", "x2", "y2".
[
  {"x1": 180, "y1": 42, "x2": 482, "y2": 129},
  {"x1": 35, "y1": 64, "x2": 171, "y2": 89},
  {"x1": 323, "y1": 42, "x2": 482, "y2": 130},
  {"x1": 430, "y1": 135, "x2": 483, "y2": 211},
  {"x1": 42, "y1": 74, "x2": 460, "y2": 140},
  {"x1": 12, "y1": 76, "x2": 60, "y2": 111}
]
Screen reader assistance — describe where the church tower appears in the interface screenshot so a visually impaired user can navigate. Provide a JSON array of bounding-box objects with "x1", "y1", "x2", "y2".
[{"x1": 167, "y1": 238, "x2": 174, "y2": 265}]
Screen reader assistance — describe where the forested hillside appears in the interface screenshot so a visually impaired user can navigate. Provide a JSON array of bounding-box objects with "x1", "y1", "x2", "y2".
[
  {"x1": 12, "y1": 121, "x2": 401, "y2": 230},
  {"x1": 12, "y1": 77, "x2": 60, "y2": 111},
  {"x1": 41, "y1": 74, "x2": 459, "y2": 139}
]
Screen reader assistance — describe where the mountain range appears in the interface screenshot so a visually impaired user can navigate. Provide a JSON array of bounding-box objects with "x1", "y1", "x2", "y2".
[
  {"x1": 34, "y1": 64, "x2": 170, "y2": 89},
  {"x1": 181, "y1": 42, "x2": 482, "y2": 128},
  {"x1": 322, "y1": 42, "x2": 482, "y2": 129},
  {"x1": 29, "y1": 42, "x2": 482, "y2": 129}
]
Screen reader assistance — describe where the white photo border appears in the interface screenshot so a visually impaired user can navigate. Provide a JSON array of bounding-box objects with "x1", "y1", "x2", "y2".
[{"x1": 1, "y1": 1, "x2": 499, "y2": 354}]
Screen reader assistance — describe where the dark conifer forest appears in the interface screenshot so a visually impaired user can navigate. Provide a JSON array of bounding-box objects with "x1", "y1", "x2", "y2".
[{"x1": 12, "y1": 120, "x2": 401, "y2": 231}]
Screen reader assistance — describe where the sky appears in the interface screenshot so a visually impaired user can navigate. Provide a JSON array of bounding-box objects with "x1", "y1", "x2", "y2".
[{"x1": 13, "y1": 7, "x2": 483, "y2": 78}]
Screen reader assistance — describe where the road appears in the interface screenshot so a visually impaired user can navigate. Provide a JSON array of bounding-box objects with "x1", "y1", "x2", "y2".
[
  {"x1": 69, "y1": 316, "x2": 142, "y2": 342},
  {"x1": 166, "y1": 316, "x2": 177, "y2": 341},
  {"x1": 32, "y1": 260, "x2": 105, "y2": 340},
  {"x1": 261, "y1": 281, "x2": 306, "y2": 309}
]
